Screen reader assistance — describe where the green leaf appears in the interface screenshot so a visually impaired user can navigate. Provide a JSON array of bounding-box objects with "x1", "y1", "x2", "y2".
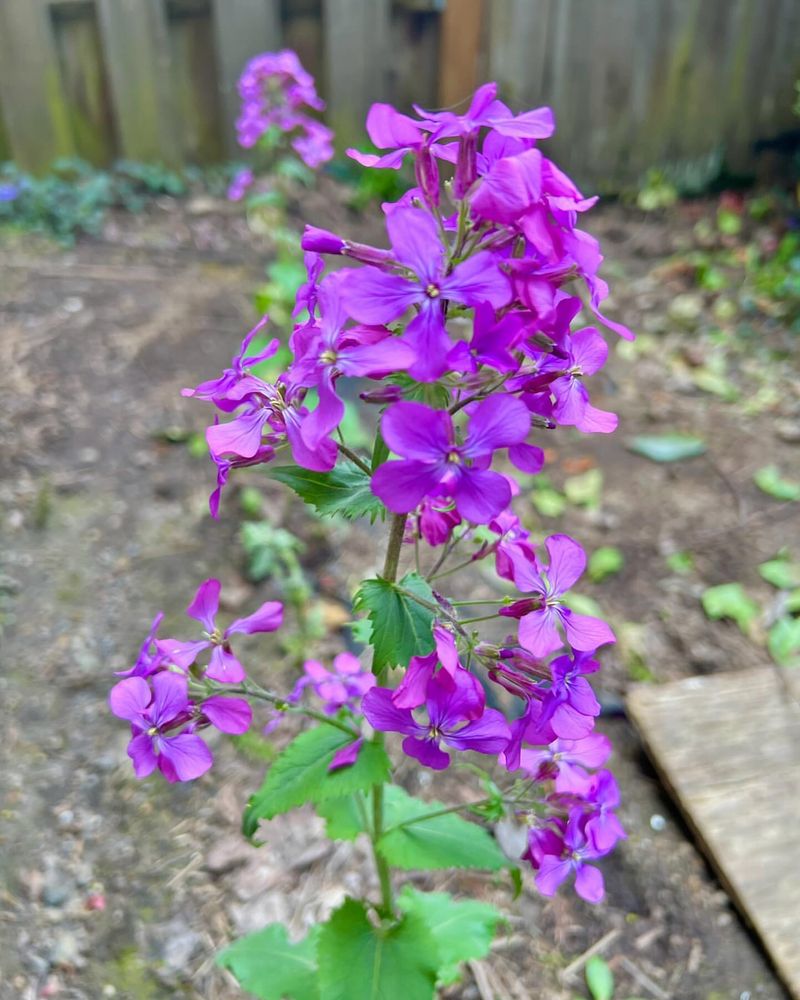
[
  {"x1": 377, "y1": 786, "x2": 509, "y2": 871},
  {"x1": 217, "y1": 923, "x2": 319, "y2": 1000},
  {"x1": 316, "y1": 795, "x2": 366, "y2": 841},
  {"x1": 531, "y1": 484, "x2": 567, "y2": 517},
  {"x1": 270, "y1": 464, "x2": 385, "y2": 522},
  {"x1": 627, "y1": 434, "x2": 706, "y2": 463},
  {"x1": 564, "y1": 469, "x2": 603, "y2": 509},
  {"x1": 243, "y1": 728, "x2": 391, "y2": 838},
  {"x1": 768, "y1": 617, "x2": 800, "y2": 667},
  {"x1": 759, "y1": 555, "x2": 800, "y2": 590},
  {"x1": 397, "y1": 887, "x2": 503, "y2": 986},
  {"x1": 371, "y1": 431, "x2": 390, "y2": 472},
  {"x1": 585, "y1": 955, "x2": 614, "y2": 1000},
  {"x1": 753, "y1": 465, "x2": 800, "y2": 501},
  {"x1": 665, "y1": 550, "x2": 694, "y2": 575},
  {"x1": 354, "y1": 572, "x2": 436, "y2": 672},
  {"x1": 317, "y1": 898, "x2": 439, "y2": 1000},
  {"x1": 701, "y1": 583, "x2": 759, "y2": 635},
  {"x1": 588, "y1": 546, "x2": 624, "y2": 582}
]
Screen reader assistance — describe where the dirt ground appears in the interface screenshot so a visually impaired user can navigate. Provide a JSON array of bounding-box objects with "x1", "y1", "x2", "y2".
[{"x1": 0, "y1": 185, "x2": 798, "y2": 1000}]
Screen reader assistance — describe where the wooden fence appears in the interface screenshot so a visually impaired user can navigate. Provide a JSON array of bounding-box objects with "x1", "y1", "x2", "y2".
[{"x1": 0, "y1": 0, "x2": 798, "y2": 188}]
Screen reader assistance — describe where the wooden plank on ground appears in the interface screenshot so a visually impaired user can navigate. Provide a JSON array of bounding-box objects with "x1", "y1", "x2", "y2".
[
  {"x1": 322, "y1": 0, "x2": 391, "y2": 151},
  {"x1": 438, "y1": 0, "x2": 484, "y2": 108},
  {"x1": 96, "y1": 0, "x2": 182, "y2": 166},
  {"x1": 211, "y1": 0, "x2": 282, "y2": 156},
  {"x1": 0, "y1": 0, "x2": 76, "y2": 172},
  {"x1": 628, "y1": 668, "x2": 800, "y2": 1000}
]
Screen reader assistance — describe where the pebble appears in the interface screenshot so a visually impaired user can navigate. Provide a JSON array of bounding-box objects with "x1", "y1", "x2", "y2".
[
  {"x1": 776, "y1": 419, "x2": 800, "y2": 444},
  {"x1": 42, "y1": 872, "x2": 75, "y2": 908},
  {"x1": 650, "y1": 814, "x2": 667, "y2": 832}
]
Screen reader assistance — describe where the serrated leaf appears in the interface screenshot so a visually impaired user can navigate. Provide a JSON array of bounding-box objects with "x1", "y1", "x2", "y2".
[
  {"x1": 627, "y1": 434, "x2": 706, "y2": 463},
  {"x1": 316, "y1": 795, "x2": 366, "y2": 841},
  {"x1": 377, "y1": 786, "x2": 509, "y2": 871},
  {"x1": 269, "y1": 463, "x2": 385, "y2": 522},
  {"x1": 317, "y1": 898, "x2": 439, "y2": 1000},
  {"x1": 397, "y1": 887, "x2": 503, "y2": 986},
  {"x1": 701, "y1": 582, "x2": 759, "y2": 635},
  {"x1": 243, "y1": 728, "x2": 391, "y2": 837},
  {"x1": 217, "y1": 923, "x2": 319, "y2": 1000},
  {"x1": 753, "y1": 465, "x2": 800, "y2": 501},
  {"x1": 585, "y1": 955, "x2": 614, "y2": 1000},
  {"x1": 588, "y1": 546, "x2": 624, "y2": 582},
  {"x1": 759, "y1": 555, "x2": 800, "y2": 590},
  {"x1": 354, "y1": 572, "x2": 436, "y2": 672},
  {"x1": 768, "y1": 617, "x2": 800, "y2": 667}
]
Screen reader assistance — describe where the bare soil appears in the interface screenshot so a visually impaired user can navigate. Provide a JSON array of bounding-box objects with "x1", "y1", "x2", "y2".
[{"x1": 0, "y1": 186, "x2": 797, "y2": 999}]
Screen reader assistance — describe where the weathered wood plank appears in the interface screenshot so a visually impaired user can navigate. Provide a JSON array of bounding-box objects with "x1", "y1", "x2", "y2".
[
  {"x1": 628, "y1": 668, "x2": 800, "y2": 999},
  {"x1": 322, "y1": 0, "x2": 391, "y2": 150},
  {"x1": 168, "y1": 1, "x2": 225, "y2": 162},
  {"x1": 0, "y1": 0, "x2": 76, "y2": 172},
  {"x1": 438, "y1": 0, "x2": 484, "y2": 108},
  {"x1": 211, "y1": 0, "x2": 282, "y2": 155},
  {"x1": 51, "y1": 2, "x2": 116, "y2": 165},
  {"x1": 96, "y1": 0, "x2": 182, "y2": 166}
]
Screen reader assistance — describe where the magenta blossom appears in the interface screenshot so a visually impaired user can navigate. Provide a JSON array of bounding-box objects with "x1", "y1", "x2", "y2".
[
  {"x1": 362, "y1": 669, "x2": 510, "y2": 771},
  {"x1": 415, "y1": 82, "x2": 554, "y2": 143},
  {"x1": 340, "y1": 206, "x2": 511, "y2": 381},
  {"x1": 157, "y1": 579, "x2": 283, "y2": 683},
  {"x1": 391, "y1": 623, "x2": 461, "y2": 709},
  {"x1": 371, "y1": 397, "x2": 531, "y2": 524},
  {"x1": 518, "y1": 732, "x2": 612, "y2": 795},
  {"x1": 507, "y1": 535, "x2": 616, "y2": 657},
  {"x1": 109, "y1": 673, "x2": 212, "y2": 783},
  {"x1": 534, "y1": 809, "x2": 609, "y2": 904},
  {"x1": 296, "y1": 651, "x2": 376, "y2": 715},
  {"x1": 584, "y1": 771, "x2": 626, "y2": 852}
]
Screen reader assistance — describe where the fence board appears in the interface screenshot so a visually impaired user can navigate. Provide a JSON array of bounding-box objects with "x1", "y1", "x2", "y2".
[
  {"x1": 96, "y1": 0, "x2": 181, "y2": 166},
  {"x1": 169, "y1": 1, "x2": 225, "y2": 162},
  {"x1": 212, "y1": 0, "x2": 282, "y2": 155},
  {"x1": 0, "y1": 0, "x2": 76, "y2": 172},
  {"x1": 51, "y1": 2, "x2": 116, "y2": 165},
  {"x1": 438, "y1": 0, "x2": 484, "y2": 108},
  {"x1": 323, "y1": 0, "x2": 391, "y2": 150}
]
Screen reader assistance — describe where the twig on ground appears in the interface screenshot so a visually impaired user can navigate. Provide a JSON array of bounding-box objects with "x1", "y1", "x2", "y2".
[
  {"x1": 618, "y1": 955, "x2": 672, "y2": 1000},
  {"x1": 559, "y1": 927, "x2": 620, "y2": 982}
]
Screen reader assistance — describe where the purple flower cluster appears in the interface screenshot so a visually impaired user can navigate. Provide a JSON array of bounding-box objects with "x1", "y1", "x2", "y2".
[
  {"x1": 109, "y1": 580, "x2": 282, "y2": 781},
  {"x1": 124, "y1": 81, "x2": 630, "y2": 904},
  {"x1": 235, "y1": 50, "x2": 334, "y2": 169}
]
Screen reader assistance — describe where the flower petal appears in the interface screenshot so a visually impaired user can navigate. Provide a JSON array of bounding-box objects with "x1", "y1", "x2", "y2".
[
  {"x1": 158, "y1": 733, "x2": 213, "y2": 782},
  {"x1": 362, "y1": 687, "x2": 423, "y2": 737},
  {"x1": 109, "y1": 677, "x2": 152, "y2": 723},
  {"x1": 543, "y1": 534, "x2": 586, "y2": 595},
  {"x1": 186, "y1": 578, "x2": 221, "y2": 631},
  {"x1": 202, "y1": 696, "x2": 252, "y2": 734},
  {"x1": 226, "y1": 600, "x2": 284, "y2": 637}
]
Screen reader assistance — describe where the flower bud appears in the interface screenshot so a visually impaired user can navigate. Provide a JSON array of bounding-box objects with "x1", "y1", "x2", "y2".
[
  {"x1": 359, "y1": 385, "x2": 404, "y2": 404},
  {"x1": 343, "y1": 241, "x2": 395, "y2": 267},
  {"x1": 301, "y1": 225, "x2": 345, "y2": 255},
  {"x1": 414, "y1": 141, "x2": 440, "y2": 209},
  {"x1": 498, "y1": 597, "x2": 544, "y2": 619},
  {"x1": 453, "y1": 133, "x2": 477, "y2": 199}
]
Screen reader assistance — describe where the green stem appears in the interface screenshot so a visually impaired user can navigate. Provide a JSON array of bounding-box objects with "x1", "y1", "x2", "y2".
[
  {"x1": 450, "y1": 598, "x2": 501, "y2": 607},
  {"x1": 381, "y1": 798, "x2": 492, "y2": 834},
  {"x1": 428, "y1": 556, "x2": 479, "y2": 582},
  {"x1": 369, "y1": 512, "x2": 408, "y2": 919},
  {"x1": 460, "y1": 613, "x2": 501, "y2": 625},
  {"x1": 200, "y1": 679, "x2": 360, "y2": 737},
  {"x1": 337, "y1": 441, "x2": 372, "y2": 477}
]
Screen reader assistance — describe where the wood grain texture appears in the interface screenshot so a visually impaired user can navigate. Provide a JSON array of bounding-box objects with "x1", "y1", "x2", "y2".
[
  {"x1": 438, "y1": 0, "x2": 484, "y2": 108},
  {"x1": 96, "y1": 0, "x2": 181, "y2": 165},
  {"x1": 322, "y1": 0, "x2": 391, "y2": 150},
  {"x1": 211, "y1": 0, "x2": 282, "y2": 155},
  {"x1": 0, "y1": 0, "x2": 76, "y2": 172},
  {"x1": 628, "y1": 668, "x2": 800, "y2": 999}
]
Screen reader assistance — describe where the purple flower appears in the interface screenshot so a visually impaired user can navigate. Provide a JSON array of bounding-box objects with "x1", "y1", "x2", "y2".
[
  {"x1": 518, "y1": 732, "x2": 612, "y2": 794},
  {"x1": 538, "y1": 649, "x2": 602, "y2": 739},
  {"x1": 182, "y1": 315, "x2": 279, "y2": 409},
  {"x1": 157, "y1": 579, "x2": 283, "y2": 683},
  {"x1": 340, "y1": 206, "x2": 511, "y2": 381},
  {"x1": 286, "y1": 274, "x2": 416, "y2": 451},
  {"x1": 0, "y1": 183, "x2": 20, "y2": 203},
  {"x1": 584, "y1": 770, "x2": 626, "y2": 851},
  {"x1": 347, "y1": 103, "x2": 457, "y2": 172},
  {"x1": 297, "y1": 652, "x2": 376, "y2": 715},
  {"x1": 392, "y1": 623, "x2": 461, "y2": 709},
  {"x1": 416, "y1": 83, "x2": 555, "y2": 142},
  {"x1": 109, "y1": 673, "x2": 212, "y2": 783},
  {"x1": 536, "y1": 326, "x2": 617, "y2": 433},
  {"x1": 115, "y1": 612, "x2": 165, "y2": 678},
  {"x1": 413, "y1": 494, "x2": 462, "y2": 547},
  {"x1": 509, "y1": 535, "x2": 616, "y2": 657},
  {"x1": 362, "y1": 669, "x2": 510, "y2": 771},
  {"x1": 371, "y1": 396, "x2": 530, "y2": 524},
  {"x1": 534, "y1": 809, "x2": 607, "y2": 903},
  {"x1": 227, "y1": 168, "x2": 254, "y2": 202},
  {"x1": 199, "y1": 695, "x2": 253, "y2": 735}
]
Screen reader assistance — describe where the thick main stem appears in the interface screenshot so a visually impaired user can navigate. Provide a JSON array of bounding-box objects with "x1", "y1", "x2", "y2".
[{"x1": 370, "y1": 512, "x2": 407, "y2": 918}]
